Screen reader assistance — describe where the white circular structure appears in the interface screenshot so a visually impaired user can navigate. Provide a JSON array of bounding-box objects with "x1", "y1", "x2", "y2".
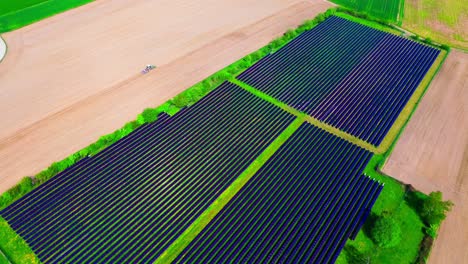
[{"x1": 0, "y1": 36, "x2": 6, "y2": 62}]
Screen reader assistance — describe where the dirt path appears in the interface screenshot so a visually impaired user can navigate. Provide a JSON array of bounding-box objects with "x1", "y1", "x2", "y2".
[
  {"x1": 383, "y1": 50, "x2": 468, "y2": 263},
  {"x1": 0, "y1": 0, "x2": 333, "y2": 193}
]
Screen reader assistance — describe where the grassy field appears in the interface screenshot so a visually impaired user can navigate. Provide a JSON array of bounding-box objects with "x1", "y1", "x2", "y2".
[
  {"x1": 0, "y1": 0, "x2": 93, "y2": 33},
  {"x1": 331, "y1": 0, "x2": 404, "y2": 23},
  {"x1": 403, "y1": 0, "x2": 468, "y2": 49}
]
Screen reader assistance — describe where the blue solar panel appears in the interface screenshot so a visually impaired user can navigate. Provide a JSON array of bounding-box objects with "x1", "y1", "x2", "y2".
[
  {"x1": 237, "y1": 16, "x2": 440, "y2": 146},
  {"x1": 174, "y1": 123, "x2": 383, "y2": 263}
]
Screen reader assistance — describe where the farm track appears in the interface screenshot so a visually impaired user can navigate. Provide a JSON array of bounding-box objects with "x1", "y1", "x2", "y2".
[{"x1": 0, "y1": 0, "x2": 333, "y2": 193}]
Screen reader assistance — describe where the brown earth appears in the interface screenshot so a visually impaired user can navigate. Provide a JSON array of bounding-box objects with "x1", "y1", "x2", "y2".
[
  {"x1": 383, "y1": 50, "x2": 468, "y2": 264},
  {"x1": 0, "y1": 0, "x2": 334, "y2": 193}
]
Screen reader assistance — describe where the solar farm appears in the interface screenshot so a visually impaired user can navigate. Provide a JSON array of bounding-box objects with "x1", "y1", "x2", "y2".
[{"x1": 1, "y1": 6, "x2": 458, "y2": 264}]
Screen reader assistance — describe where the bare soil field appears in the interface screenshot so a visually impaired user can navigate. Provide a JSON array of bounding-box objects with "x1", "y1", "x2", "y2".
[
  {"x1": 0, "y1": 0, "x2": 333, "y2": 193},
  {"x1": 404, "y1": 0, "x2": 468, "y2": 49},
  {"x1": 383, "y1": 50, "x2": 468, "y2": 263}
]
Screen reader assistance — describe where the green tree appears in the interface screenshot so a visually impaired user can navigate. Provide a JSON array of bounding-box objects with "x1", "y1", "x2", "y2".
[
  {"x1": 370, "y1": 212, "x2": 401, "y2": 248},
  {"x1": 420, "y1": 191, "x2": 453, "y2": 226},
  {"x1": 138, "y1": 108, "x2": 159, "y2": 124}
]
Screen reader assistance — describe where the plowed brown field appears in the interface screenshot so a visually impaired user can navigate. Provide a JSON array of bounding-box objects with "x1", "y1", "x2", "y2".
[
  {"x1": 383, "y1": 50, "x2": 468, "y2": 264},
  {"x1": 0, "y1": 0, "x2": 333, "y2": 193}
]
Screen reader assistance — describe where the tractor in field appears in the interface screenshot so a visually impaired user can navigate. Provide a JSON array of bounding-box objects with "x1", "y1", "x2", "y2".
[{"x1": 141, "y1": 64, "x2": 156, "y2": 74}]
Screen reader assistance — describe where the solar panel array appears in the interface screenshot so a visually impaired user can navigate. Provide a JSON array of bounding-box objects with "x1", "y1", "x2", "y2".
[
  {"x1": 0, "y1": 82, "x2": 295, "y2": 263},
  {"x1": 175, "y1": 123, "x2": 382, "y2": 263},
  {"x1": 0, "y1": 15, "x2": 418, "y2": 264},
  {"x1": 237, "y1": 16, "x2": 440, "y2": 146}
]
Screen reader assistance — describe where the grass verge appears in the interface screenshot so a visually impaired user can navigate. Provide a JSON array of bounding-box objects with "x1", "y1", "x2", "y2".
[
  {"x1": 0, "y1": 217, "x2": 40, "y2": 264},
  {"x1": 155, "y1": 118, "x2": 304, "y2": 264}
]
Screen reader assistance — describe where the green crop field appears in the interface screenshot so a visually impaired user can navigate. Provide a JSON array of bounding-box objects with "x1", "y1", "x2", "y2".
[
  {"x1": 0, "y1": 0, "x2": 48, "y2": 16},
  {"x1": 330, "y1": 0, "x2": 404, "y2": 23},
  {"x1": 0, "y1": 0, "x2": 93, "y2": 33},
  {"x1": 404, "y1": 0, "x2": 468, "y2": 49}
]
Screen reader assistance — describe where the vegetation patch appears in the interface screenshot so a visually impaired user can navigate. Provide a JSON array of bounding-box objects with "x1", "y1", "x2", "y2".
[
  {"x1": 0, "y1": 0, "x2": 94, "y2": 33},
  {"x1": 0, "y1": 217, "x2": 40, "y2": 264},
  {"x1": 330, "y1": 0, "x2": 403, "y2": 23}
]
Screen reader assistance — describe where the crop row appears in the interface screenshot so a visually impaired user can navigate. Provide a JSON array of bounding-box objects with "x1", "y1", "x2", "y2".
[
  {"x1": 0, "y1": 82, "x2": 295, "y2": 263},
  {"x1": 237, "y1": 16, "x2": 440, "y2": 146},
  {"x1": 330, "y1": 0, "x2": 402, "y2": 22},
  {"x1": 175, "y1": 123, "x2": 382, "y2": 263}
]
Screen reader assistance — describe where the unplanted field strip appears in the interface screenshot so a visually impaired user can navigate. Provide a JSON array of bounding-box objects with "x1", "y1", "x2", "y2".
[
  {"x1": 236, "y1": 15, "x2": 440, "y2": 147},
  {"x1": 173, "y1": 123, "x2": 382, "y2": 263},
  {"x1": 0, "y1": 82, "x2": 295, "y2": 263}
]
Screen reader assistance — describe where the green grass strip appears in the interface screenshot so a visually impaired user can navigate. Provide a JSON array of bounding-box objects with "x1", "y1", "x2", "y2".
[
  {"x1": 231, "y1": 78, "x2": 379, "y2": 154},
  {"x1": 154, "y1": 117, "x2": 304, "y2": 264},
  {"x1": 0, "y1": 217, "x2": 40, "y2": 264},
  {"x1": 376, "y1": 49, "x2": 448, "y2": 154}
]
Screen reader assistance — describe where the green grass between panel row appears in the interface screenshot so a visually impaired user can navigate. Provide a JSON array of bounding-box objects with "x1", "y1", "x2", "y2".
[{"x1": 155, "y1": 118, "x2": 304, "y2": 264}]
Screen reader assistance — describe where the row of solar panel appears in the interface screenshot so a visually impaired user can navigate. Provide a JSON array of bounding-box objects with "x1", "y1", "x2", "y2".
[{"x1": 237, "y1": 15, "x2": 440, "y2": 146}]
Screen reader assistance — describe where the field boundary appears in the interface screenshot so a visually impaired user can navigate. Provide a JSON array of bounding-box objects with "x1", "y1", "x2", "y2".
[
  {"x1": 376, "y1": 50, "x2": 448, "y2": 155},
  {"x1": 231, "y1": 78, "x2": 379, "y2": 153},
  {"x1": 155, "y1": 118, "x2": 304, "y2": 264}
]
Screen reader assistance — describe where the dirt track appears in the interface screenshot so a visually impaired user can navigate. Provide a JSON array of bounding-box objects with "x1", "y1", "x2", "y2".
[
  {"x1": 383, "y1": 50, "x2": 468, "y2": 264},
  {"x1": 0, "y1": 0, "x2": 333, "y2": 193}
]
